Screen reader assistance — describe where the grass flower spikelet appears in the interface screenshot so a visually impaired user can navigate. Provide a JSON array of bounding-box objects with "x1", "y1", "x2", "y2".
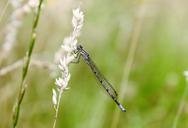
[{"x1": 52, "y1": 7, "x2": 84, "y2": 128}]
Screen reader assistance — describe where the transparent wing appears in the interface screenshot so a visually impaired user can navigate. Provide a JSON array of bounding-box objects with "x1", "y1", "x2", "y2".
[{"x1": 78, "y1": 45, "x2": 126, "y2": 112}]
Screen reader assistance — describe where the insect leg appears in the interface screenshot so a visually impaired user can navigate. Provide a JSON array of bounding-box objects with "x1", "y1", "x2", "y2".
[{"x1": 71, "y1": 53, "x2": 81, "y2": 64}]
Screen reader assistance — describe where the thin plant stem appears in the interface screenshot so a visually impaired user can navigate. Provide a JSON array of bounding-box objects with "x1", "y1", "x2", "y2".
[
  {"x1": 111, "y1": 1, "x2": 147, "y2": 128},
  {"x1": 0, "y1": 0, "x2": 10, "y2": 24},
  {"x1": 172, "y1": 79, "x2": 188, "y2": 128},
  {"x1": 11, "y1": 0, "x2": 44, "y2": 127},
  {"x1": 53, "y1": 89, "x2": 63, "y2": 128},
  {"x1": 0, "y1": 59, "x2": 22, "y2": 76},
  {"x1": 0, "y1": 58, "x2": 56, "y2": 76}
]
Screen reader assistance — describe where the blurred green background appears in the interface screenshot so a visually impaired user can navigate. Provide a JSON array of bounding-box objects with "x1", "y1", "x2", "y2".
[{"x1": 0, "y1": 0, "x2": 188, "y2": 128}]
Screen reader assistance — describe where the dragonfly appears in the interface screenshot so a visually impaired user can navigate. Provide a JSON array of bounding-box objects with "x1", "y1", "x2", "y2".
[{"x1": 75, "y1": 44, "x2": 126, "y2": 112}]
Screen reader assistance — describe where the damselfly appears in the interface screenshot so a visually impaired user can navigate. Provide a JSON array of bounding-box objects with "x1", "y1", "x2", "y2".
[{"x1": 75, "y1": 45, "x2": 126, "y2": 112}]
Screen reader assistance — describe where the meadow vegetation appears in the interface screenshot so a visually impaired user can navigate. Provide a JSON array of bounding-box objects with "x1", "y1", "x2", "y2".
[{"x1": 0, "y1": 0, "x2": 188, "y2": 128}]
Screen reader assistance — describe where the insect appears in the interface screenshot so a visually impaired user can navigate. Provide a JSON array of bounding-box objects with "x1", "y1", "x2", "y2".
[{"x1": 74, "y1": 44, "x2": 126, "y2": 112}]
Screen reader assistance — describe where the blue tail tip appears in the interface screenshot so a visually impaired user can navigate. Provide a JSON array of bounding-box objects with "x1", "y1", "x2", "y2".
[{"x1": 119, "y1": 104, "x2": 126, "y2": 112}]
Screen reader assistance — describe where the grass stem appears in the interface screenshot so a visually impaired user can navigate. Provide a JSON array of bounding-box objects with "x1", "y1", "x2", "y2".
[
  {"x1": 53, "y1": 89, "x2": 63, "y2": 128},
  {"x1": 172, "y1": 77, "x2": 188, "y2": 128},
  {"x1": 11, "y1": 0, "x2": 44, "y2": 127},
  {"x1": 111, "y1": 1, "x2": 147, "y2": 128},
  {"x1": 0, "y1": 0, "x2": 10, "y2": 24}
]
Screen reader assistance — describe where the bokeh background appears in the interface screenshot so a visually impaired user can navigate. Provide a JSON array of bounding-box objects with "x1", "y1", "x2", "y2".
[{"x1": 0, "y1": 0, "x2": 188, "y2": 128}]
